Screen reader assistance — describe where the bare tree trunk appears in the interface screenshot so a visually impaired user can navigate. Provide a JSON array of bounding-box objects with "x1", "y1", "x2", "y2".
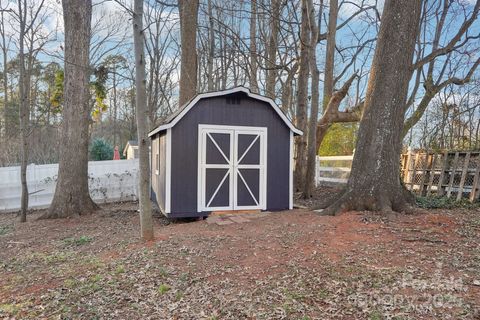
[
  {"x1": 43, "y1": 0, "x2": 97, "y2": 219},
  {"x1": 112, "y1": 64, "x2": 118, "y2": 147},
  {"x1": 146, "y1": 54, "x2": 156, "y2": 125},
  {"x1": 207, "y1": 0, "x2": 214, "y2": 91},
  {"x1": 18, "y1": 0, "x2": 28, "y2": 222},
  {"x1": 0, "y1": 10, "x2": 9, "y2": 140},
  {"x1": 280, "y1": 63, "x2": 298, "y2": 113},
  {"x1": 293, "y1": 0, "x2": 310, "y2": 190},
  {"x1": 265, "y1": 0, "x2": 280, "y2": 98},
  {"x1": 178, "y1": 0, "x2": 199, "y2": 106},
  {"x1": 313, "y1": 0, "x2": 339, "y2": 154},
  {"x1": 322, "y1": 0, "x2": 422, "y2": 215},
  {"x1": 303, "y1": 0, "x2": 320, "y2": 198},
  {"x1": 475, "y1": 118, "x2": 480, "y2": 149},
  {"x1": 15, "y1": 0, "x2": 48, "y2": 221},
  {"x1": 321, "y1": 0, "x2": 337, "y2": 112},
  {"x1": 133, "y1": 0, "x2": 154, "y2": 241},
  {"x1": 249, "y1": 0, "x2": 258, "y2": 93}
]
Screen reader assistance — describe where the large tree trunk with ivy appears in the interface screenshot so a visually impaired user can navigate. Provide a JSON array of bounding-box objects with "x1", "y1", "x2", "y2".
[
  {"x1": 133, "y1": 0, "x2": 154, "y2": 241},
  {"x1": 321, "y1": 0, "x2": 422, "y2": 215},
  {"x1": 42, "y1": 0, "x2": 97, "y2": 219}
]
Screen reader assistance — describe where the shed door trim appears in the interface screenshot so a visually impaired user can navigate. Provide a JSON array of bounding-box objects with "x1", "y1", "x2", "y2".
[
  {"x1": 198, "y1": 124, "x2": 267, "y2": 212},
  {"x1": 289, "y1": 131, "x2": 293, "y2": 210},
  {"x1": 165, "y1": 128, "x2": 172, "y2": 213}
]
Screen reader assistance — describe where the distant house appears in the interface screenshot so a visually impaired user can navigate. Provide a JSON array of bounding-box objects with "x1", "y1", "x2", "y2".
[
  {"x1": 123, "y1": 140, "x2": 139, "y2": 159},
  {"x1": 148, "y1": 86, "x2": 302, "y2": 218}
]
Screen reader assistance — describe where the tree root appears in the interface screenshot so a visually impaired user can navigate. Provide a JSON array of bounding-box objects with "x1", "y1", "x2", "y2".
[
  {"x1": 39, "y1": 197, "x2": 99, "y2": 219},
  {"x1": 315, "y1": 185, "x2": 416, "y2": 216}
]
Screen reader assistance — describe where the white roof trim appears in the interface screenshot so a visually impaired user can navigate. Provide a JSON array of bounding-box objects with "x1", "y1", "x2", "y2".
[{"x1": 148, "y1": 87, "x2": 303, "y2": 137}]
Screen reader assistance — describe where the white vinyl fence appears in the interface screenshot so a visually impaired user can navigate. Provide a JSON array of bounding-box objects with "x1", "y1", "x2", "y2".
[
  {"x1": 316, "y1": 155, "x2": 353, "y2": 186},
  {"x1": 0, "y1": 159, "x2": 139, "y2": 212}
]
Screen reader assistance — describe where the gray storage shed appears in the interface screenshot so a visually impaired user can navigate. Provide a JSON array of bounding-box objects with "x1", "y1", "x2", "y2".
[{"x1": 148, "y1": 87, "x2": 302, "y2": 218}]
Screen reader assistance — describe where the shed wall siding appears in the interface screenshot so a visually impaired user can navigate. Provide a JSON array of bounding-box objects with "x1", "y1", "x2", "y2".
[
  {"x1": 170, "y1": 95, "x2": 290, "y2": 216},
  {"x1": 151, "y1": 132, "x2": 167, "y2": 212},
  {"x1": 150, "y1": 137, "x2": 158, "y2": 205}
]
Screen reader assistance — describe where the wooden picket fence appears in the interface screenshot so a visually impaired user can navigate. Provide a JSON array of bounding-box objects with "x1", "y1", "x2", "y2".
[
  {"x1": 316, "y1": 151, "x2": 480, "y2": 202},
  {"x1": 401, "y1": 151, "x2": 480, "y2": 201}
]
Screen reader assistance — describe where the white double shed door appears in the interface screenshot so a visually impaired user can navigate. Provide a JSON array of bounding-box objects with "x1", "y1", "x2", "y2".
[{"x1": 198, "y1": 124, "x2": 267, "y2": 212}]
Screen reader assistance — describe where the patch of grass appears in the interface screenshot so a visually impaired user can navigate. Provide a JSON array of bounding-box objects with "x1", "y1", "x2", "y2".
[
  {"x1": 284, "y1": 288, "x2": 307, "y2": 301},
  {"x1": 0, "y1": 303, "x2": 23, "y2": 315},
  {"x1": 60, "y1": 305, "x2": 73, "y2": 314},
  {"x1": 317, "y1": 288, "x2": 330, "y2": 299},
  {"x1": 115, "y1": 265, "x2": 125, "y2": 274},
  {"x1": 158, "y1": 266, "x2": 169, "y2": 277},
  {"x1": 369, "y1": 310, "x2": 384, "y2": 320},
  {"x1": 0, "y1": 224, "x2": 13, "y2": 236},
  {"x1": 175, "y1": 290, "x2": 184, "y2": 301},
  {"x1": 416, "y1": 196, "x2": 480, "y2": 209},
  {"x1": 64, "y1": 278, "x2": 78, "y2": 288},
  {"x1": 82, "y1": 256, "x2": 104, "y2": 269},
  {"x1": 25, "y1": 251, "x2": 73, "y2": 265},
  {"x1": 179, "y1": 272, "x2": 189, "y2": 282},
  {"x1": 281, "y1": 302, "x2": 293, "y2": 316},
  {"x1": 157, "y1": 284, "x2": 170, "y2": 295},
  {"x1": 76, "y1": 274, "x2": 103, "y2": 294},
  {"x1": 63, "y1": 235, "x2": 93, "y2": 247},
  {"x1": 0, "y1": 223, "x2": 15, "y2": 236},
  {"x1": 90, "y1": 274, "x2": 102, "y2": 283}
]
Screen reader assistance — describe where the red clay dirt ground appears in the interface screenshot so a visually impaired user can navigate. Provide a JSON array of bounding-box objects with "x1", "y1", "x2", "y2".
[{"x1": 0, "y1": 198, "x2": 479, "y2": 319}]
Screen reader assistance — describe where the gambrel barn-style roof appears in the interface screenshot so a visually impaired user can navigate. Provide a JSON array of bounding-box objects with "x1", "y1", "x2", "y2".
[{"x1": 148, "y1": 86, "x2": 302, "y2": 137}]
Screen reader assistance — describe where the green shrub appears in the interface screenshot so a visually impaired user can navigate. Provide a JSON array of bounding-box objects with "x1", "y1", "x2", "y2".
[
  {"x1": 416, "y1": 196, "x2": 480, "y2": 209},
  {"x1": 318, "y1": 123, "x2": 358, "y2": 156},
  {"x1": 90, "y1": 138, "x2": 114, "y2": 161}
]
